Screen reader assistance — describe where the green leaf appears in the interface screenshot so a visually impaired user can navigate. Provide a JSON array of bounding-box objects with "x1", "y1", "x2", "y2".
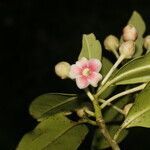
[
  {"x1": 128, "y1": 11, "x2": 146, "y2": 35},
  {"x1": 17, "y1": 114, "x2": 88, "y2": 150},
  {"x1": 78, "y1": 33, "x2": 102, "y2": 60},
  {"x1": 122, "y1": 83, "x2": 150, "y2": 128},
  {"x1": 97, "y1": 57, "x2": 116, "y2": 99},
  {"x1": 103, "y1": 94, "x2": 131, "y2": 123},
  {"x1": 91, "y1": 125, "x2": 128, "y2": 150},
  {"x1": 109, "y1": 52, "x2": 150, "y2": 85},
  {"x1": 121, "y1": 11, "x2": 146, "y2": 58},
  {"x1": 29, "y1": 93, "x2": 82, "y2": 121}
]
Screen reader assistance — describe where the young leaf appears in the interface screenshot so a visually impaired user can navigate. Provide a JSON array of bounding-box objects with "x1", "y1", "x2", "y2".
[
  {"x1": 121, "y1": 83, "x2": 150, "y2": 128},
  {"x1": 17, "y1": 114, "x2": 88, "y2": 150},
  {"x1": 78, "y1": 33, "x2": 102, "y2": 60},
  {"x1": 109, "y1": 52, "x2": 150, "y2": 85},
  {"x1": 29, "y1": 93, "x2": 82, "y2": 121},
  {"x1": 91, "y1": 125, "x2": 128, "y2": 150},
  {"x1": 121, "y1": 11, "x2": 146, "y2": 58},
  {"x1": 97, "y1": 57, "x2": 116, "y2": 99}
]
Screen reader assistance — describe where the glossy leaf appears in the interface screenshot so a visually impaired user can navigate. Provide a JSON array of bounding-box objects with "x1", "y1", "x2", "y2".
[
  {"x1": 17, "y1": 114, "x2": 88, "y2": 150},
  {"x1": 29, "y1": 93, "x2": 82, "y2": 121},
  {"x1": 109, "y1": 52, "x2": 150, "y2": 85},
  {"x1": 122, "y1": 83, "x2": 150, "y2": 128},
  {"x1": 97, "y1": 57, "x2": 116, "y2": 99},
  {"x1": 78, "y1": 33, "x2": 102, "y2": 60},
  {"x1": 91, "y1": 125, "x2": 128, "y2": 150}
]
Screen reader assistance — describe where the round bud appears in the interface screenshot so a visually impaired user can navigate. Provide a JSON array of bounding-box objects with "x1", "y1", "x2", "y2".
[
  {"x1": 123, "y1": 103, "x2": 133, "y2": 116},
  {"x1": 104, "y1": 35, "x2": 119, "y2": 52},
  {"x1": 119, "y1": 41, "x2": 135, "y2": 59},
  {"x1": 55, "y1": 61, "x2": 71, "y2": 79},
  {"x1": 123, "y1": 24, "x2": 138, "y2": 41},
  {"x1": 76, "y1": 108, "x2": 86, "y2": 118},
  {"x1": 144, "y1": 35, "x2": 150, "y2": 50}
]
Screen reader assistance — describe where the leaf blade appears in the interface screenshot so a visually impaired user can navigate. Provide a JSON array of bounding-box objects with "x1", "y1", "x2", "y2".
[
  {"x1": 29, "y1": 93, "x2": 82, "y2": 121},
  {"x1": 122, "y1": 83, "x2": 150, "y2": 128},
  {"x1": 78, "y1": 33, "x2": 102, "y2": 60},
  {"x1": 17, "y1": 114, "x2": 88, "y2": 150},
  {"x1": 109, "y1": 53, "x2": 150, "y2": 85}
]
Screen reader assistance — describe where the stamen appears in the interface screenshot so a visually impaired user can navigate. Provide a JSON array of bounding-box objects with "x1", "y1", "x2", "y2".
[{"x1": 82, "y1": 68, "x2": 91, "y2": 76}]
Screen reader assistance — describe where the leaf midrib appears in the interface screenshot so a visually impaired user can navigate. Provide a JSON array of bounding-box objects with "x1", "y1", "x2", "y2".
[
  {"x1": 39, "y1": 96, "x2": 78, "y2": 119},
  {"x1": 42, "y1": 123, "x2": 81, "y2": 150}
]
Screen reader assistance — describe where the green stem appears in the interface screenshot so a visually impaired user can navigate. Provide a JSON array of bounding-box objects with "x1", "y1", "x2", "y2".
[
  {"x1": 80, "y1": 118, "x2": 97, "y2": 126},
  {"x1": 95, "y1": 81, "x2": 111, "y2": 98},
  {"x1": 84, "y1": 108, "x2": 95, "y2": 117},
  {"x1": 98, "y1": 99, "x2": 125, "y2": 115},
  {"x1": 101, "y1": 83, "x2": 146, "y2": 109},
  {"x1": 101, "y1": 55, "x2": 125, "y2": 86},
  {"x1": 85, "y1": 89, "x2": 120, "y2": 150},
  {"x1": 113, "y1": 50, "x2": 120, "y2": 59}
]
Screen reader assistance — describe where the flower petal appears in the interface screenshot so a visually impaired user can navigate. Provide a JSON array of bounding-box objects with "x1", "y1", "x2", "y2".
[
  {"x1": 76, "y1": 76, "x2": 89, "y2": 89},
  {"x1": 88, "y1": 72, "x2": 102, "y2": 87},
  {"x1": 88, "y1": 59, "x2": 102, "y2": 72},
  {"x1": 76, "y1": 57, "x2": 88, "y2": 69},
  {"x1": 69, "y1": 64, "x2": 82, "y2": 79}
]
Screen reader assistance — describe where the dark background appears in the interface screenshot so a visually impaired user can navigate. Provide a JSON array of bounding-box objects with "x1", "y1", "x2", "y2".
[{"x1": 0, "y1": 0, "x2": 150, "y2": 149}]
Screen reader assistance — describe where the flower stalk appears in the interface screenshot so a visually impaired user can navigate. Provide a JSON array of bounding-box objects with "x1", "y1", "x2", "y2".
[
  {"x1": 98, "y1": 99, "x2": 125, "y2": 115},
  {"x1": 101, "y1": 83, "x2": 146, "y2": 109},
  {"x1": 101, "y1": 55, "x2": 125, "y2": 86},
  {"x1": 85, "y1": 88, "x2": 120, "y2": 150}
]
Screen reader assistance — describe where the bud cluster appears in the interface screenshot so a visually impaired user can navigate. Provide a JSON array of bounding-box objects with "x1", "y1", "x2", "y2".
[{"x1": 104, "y1": 24, "x2": 138, "y2": 59}]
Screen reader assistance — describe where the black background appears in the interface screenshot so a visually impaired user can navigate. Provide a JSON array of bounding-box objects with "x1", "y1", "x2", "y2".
[{"x1": 0, "y1": 0, "x2": 150, "y2": 149}]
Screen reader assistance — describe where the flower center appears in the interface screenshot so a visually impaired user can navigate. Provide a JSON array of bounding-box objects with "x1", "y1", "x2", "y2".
[{"x1": 82, "y1": 68, "x2": 91, "y2": 76}]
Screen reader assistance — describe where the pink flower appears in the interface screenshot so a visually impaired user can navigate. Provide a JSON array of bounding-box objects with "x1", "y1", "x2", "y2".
[{"x1": 69, "y1": 57, "x2": 102, "y2": 89}]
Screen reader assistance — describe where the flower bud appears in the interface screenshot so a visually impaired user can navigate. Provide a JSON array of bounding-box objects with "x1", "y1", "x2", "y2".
[
  {"x1": 123, "y1": 103, "x2": 133, "y2": 116},
  {"x1": 104, "y1": 35, "x2": 119, "y2": 52},
  {"x1": 144, "y1": 35, "x2": 150, "y2": 50},
  {"x1": 55, "y1": 61, "x2": 71, "y2": 79},
  {"x1": 123, "y1": 24, "x2": 138, "y2": 41},
  {"x1": 76, "y1": 108, "x2": 86, "y2": 118},
  {"x1": 119, "y1": 41, "x2": 135, "y2": 59}
]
